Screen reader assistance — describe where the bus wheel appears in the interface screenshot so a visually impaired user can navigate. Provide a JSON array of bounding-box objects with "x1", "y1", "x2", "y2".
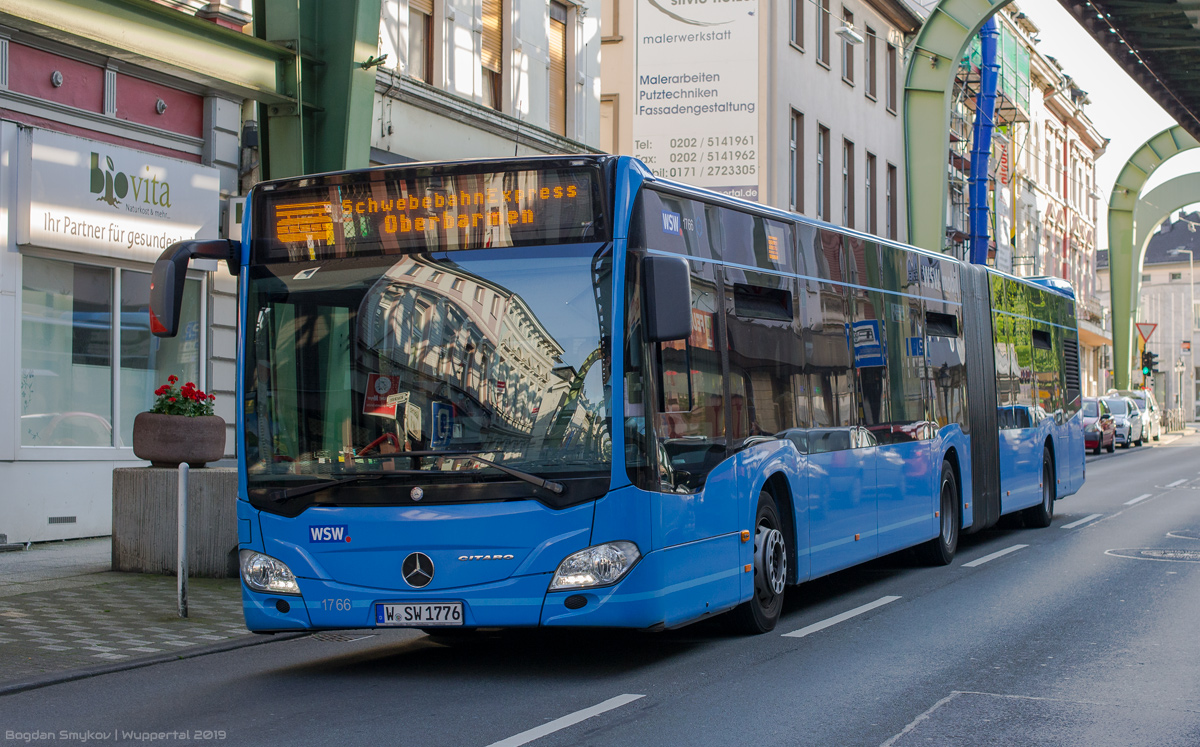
[
  {"x1": 732, "y1": 491, "x2": 787, "y2": 634},
  {"x1": 917, "y1": 460, "x2": 959, "y2": 566},
  {"x1": 1023, "y1": 450, "x2": 1055, "y2": 528}
]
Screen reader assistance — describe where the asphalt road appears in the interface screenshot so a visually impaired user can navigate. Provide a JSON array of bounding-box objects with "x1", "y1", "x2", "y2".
[{"x1": 4, "y1": 433, "x2": 1200, "y2": 747}]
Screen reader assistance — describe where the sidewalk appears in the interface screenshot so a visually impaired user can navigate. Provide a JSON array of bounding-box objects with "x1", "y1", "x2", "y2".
[{"x1": 0, "y1": 537, "x2": 282, "y2": 693}]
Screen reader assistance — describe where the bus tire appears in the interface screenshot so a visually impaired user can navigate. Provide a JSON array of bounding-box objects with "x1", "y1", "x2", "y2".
[
  {"x1": 917, "y1": 460, "x2": 959, "y2": 566},
  {"x1": 731, "y1": 491, "x2": 787, "y2": 634},
  {"x1": 1022, "y1": 450, "x2": 1055, "y2": 528}
]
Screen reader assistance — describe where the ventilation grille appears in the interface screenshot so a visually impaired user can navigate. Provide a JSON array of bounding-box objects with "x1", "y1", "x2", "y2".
[
  {"x1": 48, "y1": 516, "x2": 77, "y2": 525},
  {"x1": 1064, "y1": 337, "x2": 1081, "y2": 405}
]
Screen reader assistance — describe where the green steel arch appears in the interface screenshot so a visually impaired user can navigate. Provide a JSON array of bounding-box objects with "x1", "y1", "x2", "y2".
[
  {"x1": 904, "y1": 0, "x2": 1012, "y2": 254},
  {"x1": 1108, "y1": 126, "x2": 1200, "y2": 388}
]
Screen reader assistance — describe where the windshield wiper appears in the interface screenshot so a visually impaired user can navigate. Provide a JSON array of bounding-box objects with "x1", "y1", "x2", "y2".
[
  {"x1": 271, "y1": 474, "x2": 384, "y2": 503},
  {"x1": 270, "y1": 453, "x2": 565, "y2": 503}
]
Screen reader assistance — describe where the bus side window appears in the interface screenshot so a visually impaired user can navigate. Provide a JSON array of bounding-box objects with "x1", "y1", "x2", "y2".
[
  {"x1": 807, "y1": 230, "x2": 854, "y2": 442},
  {"x1": 654, "y1": 259, "x2": 726, "y2": 492}
]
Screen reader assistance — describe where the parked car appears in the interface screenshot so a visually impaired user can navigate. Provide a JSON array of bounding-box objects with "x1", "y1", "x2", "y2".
[
  {"x1": 1108, "y1": 388, "x2": 1162, "y2": 441},
  {"x1": 1082, "y1": 397, "x2": 1116, "y2": 455},
  {"x1": 1101, "y1": 396, "x2": 1143, "y2": 448}
]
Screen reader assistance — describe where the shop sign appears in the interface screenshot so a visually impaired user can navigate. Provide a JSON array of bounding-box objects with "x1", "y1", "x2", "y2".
[{"x1": 17, "y1": 128, "x2": 220, "y2": 263}]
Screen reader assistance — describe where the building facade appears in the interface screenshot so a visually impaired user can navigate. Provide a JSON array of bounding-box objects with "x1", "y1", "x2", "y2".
[
  {"x1": 599, "y1": 0, "x2": 920, "y2": 238},
  {"x1": 948, "y1": 5, "x2": 1109, "y2": 397},
  {"x1": 0, "y1": 0, "x2": 262, "y2": 543},
  {"x1": 372, "y1": 0, "x2": 603, "y2": 163},
  {"x1": 1098, "y1": 216, "x2": 1200, "y2": 418}
]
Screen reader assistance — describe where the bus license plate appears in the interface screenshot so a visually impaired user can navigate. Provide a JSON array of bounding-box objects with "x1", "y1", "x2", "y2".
[{"x1": 376, "y1": 602, "x2": 463, "y2": 627}]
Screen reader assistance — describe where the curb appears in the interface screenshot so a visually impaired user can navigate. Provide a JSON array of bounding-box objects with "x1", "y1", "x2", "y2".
[{"x1": 0, "y1": 631, "x2": 309, "y2": 698}]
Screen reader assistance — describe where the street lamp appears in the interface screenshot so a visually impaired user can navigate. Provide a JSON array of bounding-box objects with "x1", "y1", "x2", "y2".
[{"x1": 1169, "y1": 247, "x2": 1194, "y2": 417}]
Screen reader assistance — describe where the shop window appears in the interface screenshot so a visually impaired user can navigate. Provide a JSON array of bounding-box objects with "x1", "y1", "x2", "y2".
[{"x1": 21, "y1": 256, "x2": 201, "y2": 449}]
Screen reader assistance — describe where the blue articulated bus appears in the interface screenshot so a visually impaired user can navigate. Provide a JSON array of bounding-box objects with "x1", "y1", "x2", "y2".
[{"x1": 149, "y1": 155, "x2": 1085, "y2": 634}]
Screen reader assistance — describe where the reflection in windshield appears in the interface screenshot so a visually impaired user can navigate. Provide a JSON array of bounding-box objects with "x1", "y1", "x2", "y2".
[{"x1": 244, "y1": 245, "x2": 612, "y2": 488}]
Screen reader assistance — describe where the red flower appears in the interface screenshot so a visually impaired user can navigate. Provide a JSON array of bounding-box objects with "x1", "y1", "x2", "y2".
[
  {"x1": 208, "y1": 394, "x2": 215, "y2": 401},
  {"x1": 155, "y1": 386, "x2": 169, "y2": 396},
  {"x1": 168, "y1": 397, "x2": 176, "y2": 403},
  {"x1": 168, "y1": 375, "x2": 178, "y2": 384}
]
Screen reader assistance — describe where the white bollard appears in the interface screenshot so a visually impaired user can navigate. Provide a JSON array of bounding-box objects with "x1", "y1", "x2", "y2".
[{"x1": 178, "y1": 462, "x2": 189, "y2": 618}]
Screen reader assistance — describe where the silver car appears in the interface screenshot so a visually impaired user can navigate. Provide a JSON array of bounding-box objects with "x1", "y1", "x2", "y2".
[
  {"x1": 1109, "y1": 388, "x2": 1161, "y2": 442},
  {"x1": 1101, "y1": 396, "x2": 1144, "y2": 448}
]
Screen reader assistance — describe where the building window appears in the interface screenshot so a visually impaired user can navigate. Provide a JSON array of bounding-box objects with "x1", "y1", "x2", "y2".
[
  {"x1": 408, "y1": 0, "x2": 434, "y2": 83},
  {"x1": 474, "y1": 286, "x2": 485, "y2": 303},
  {"x1": 817, "y1": 125, "x2": 830, "y2": 220},
  {"x1": 1171, "y1": 272, "x2": 1184, "y2": 281},
  {"x1": 482, "y1": 0, "x2": 504, "y2": 109},
  {"x1": 817, "y1": 0, "x2": 830, "y2": 67},
  {"x1": 1142, "y1": 273, "x2": 1151, "y2": 283},
  {"x1": 429, "y1": 271, "x2": 444, "y2": 283},
  {"x1": 886, "y1": 162, "x2": 897, "y2": 240},
  {"x1": 451, "y1": 278, "x2": 465, "y2": 291},
  {"x1": 791, "y1": 0, "x2": 803, "y2": 48},
  {"x1": 866, "y1": 152, "x2": 876, "y2": 235},
  {"x1": 885, "y1": 43, "x2": 897, "y2": 113},
  {"x1": 21, "y1": 256, "x2": 202, "y2": 449},
  {"x1": 842, "y1": 138, "x2": 855, "y2": 228},
  {"x1": 548, "y1": 2, "x2": 569, "y2": 136},
  {"x1": 864, "y1": 27, "x2": 876, "y2": 99},
  {"x1": 601, "y1": 95, "x2": 618, "y2": 153},
  {"x1": 841, "y1": 8, "x2": 854, "y2": 83},
  {"x1": 790, "y1": 110, "x2": 803, "y2": 212},
  {"x1": 601, "y1": 0, "x2": 619, "y2": 40}
]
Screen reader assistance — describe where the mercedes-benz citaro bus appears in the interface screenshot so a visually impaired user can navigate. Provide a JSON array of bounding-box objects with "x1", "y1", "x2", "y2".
[{"x1": 149, "y1": 155, "x2": 1084, "y2": 635}]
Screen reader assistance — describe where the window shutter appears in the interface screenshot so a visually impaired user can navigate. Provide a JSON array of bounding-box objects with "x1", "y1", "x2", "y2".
[
  {"x1": 549, "y1": 3, "x2": 567, "y2": 135},
  {"x1": 482, "y1": 0, "x2": 503, "y2": 73},
  {"x1": 410, "y1": 0, "x2": 433, "y2": 15}
]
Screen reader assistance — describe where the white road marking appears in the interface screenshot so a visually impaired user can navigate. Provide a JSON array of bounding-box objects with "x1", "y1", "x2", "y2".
[
  {"x1": 1167, "y1": 478, "x2": 1188, "y2": 488},
  {"x1": 962, "y1": 544, "x2": 1028, "y2": 567},
  {"x1": 782, "y1": 596, "x2": 901, "y2": 639},
  {"x1": 485, "y1": 694, "x2": 645, "y2": 747},
  {"x1": 1061, "y1": 514, "x2": 1102, "y2": 530},
  {"x1": 880, "y1": 691, "x2": 963, "y2": 747},
  {"x1": 1124, "y1": 494, "x2": 1153, "y2": 506}
]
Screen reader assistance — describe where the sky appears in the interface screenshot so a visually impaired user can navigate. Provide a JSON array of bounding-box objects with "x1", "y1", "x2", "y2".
[{"x1": 1022, "y1": 1, "x2": 1200, "y2": 237}]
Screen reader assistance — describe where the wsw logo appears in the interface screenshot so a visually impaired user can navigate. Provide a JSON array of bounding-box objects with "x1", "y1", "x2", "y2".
[
  {"x1": 309, "y1": 525, "x2": 351, "y2": 543},
  {"x1": 89, "y1": 152, "x2": 172, "y2": 209}
]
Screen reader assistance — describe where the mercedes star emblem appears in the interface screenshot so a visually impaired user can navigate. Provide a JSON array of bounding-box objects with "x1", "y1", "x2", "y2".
[
  {"x1": 410, "y1": 487, "x2": 424, "y2": 501},
  {"x1": 402, "y1": 552, "x2": 434, "y2": 588}
]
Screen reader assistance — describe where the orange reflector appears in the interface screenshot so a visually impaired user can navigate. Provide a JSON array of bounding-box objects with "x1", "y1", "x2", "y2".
[
  {"x1": 935, "y1": 511, "x2": 940, "y2": 518},
  {"x1": 854, "y1": 533, "x2": 860, "y2": 541},
  {"x1": 741, "y1": 530, "x2": 751, "y2": 543},
  {"x1": 965, "y1": 503, "x2": 970, "y2": 509},
  {"x1": 744, "y1": 564, "x2": 752, "y2": 573}
]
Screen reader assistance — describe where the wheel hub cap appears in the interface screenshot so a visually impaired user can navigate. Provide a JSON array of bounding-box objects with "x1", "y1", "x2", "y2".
[{"x1": 757, "y1": 526, "x2": 787, "y2": 597}]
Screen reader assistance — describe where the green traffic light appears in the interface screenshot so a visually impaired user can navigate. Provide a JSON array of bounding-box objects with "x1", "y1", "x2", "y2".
[{"x1": 1142, "y1": 366, "x2": 1151, "y2": 375}]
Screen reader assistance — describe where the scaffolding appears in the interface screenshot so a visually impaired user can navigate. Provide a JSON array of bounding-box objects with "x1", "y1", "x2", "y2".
[{"x1": 946, "y1": 23, "x2": 1031, "y2": 264}]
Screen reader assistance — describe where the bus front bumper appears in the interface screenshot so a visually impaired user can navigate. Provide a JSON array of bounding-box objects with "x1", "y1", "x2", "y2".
[{"x1": 240, "y1": 547, "x2": 732, "y2": 632}]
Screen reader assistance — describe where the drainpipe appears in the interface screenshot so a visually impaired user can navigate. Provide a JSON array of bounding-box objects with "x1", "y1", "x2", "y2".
[{"x1": 969, "y1": 17, "x2": 1000, "y2": 265}]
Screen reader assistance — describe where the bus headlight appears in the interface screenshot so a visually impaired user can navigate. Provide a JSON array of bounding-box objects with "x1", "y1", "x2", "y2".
[
  {"x1": 550, "y1": 542, "x2": 641, "y2": 590},
  {"x1": 239, "y1": 549, "x2": 301, "y2": 595}
]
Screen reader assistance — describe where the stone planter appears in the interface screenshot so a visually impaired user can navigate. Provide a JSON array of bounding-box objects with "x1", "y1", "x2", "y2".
[{"x1": 132, "y1": 412, "x2": 226, "y2": 468}]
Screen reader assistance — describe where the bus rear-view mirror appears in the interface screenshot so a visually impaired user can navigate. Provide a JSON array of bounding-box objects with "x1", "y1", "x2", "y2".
[
  {"x1": 642, "y1": 255, "x2": 692, "y2": 343},
  {"x1": 150, "y1": 239, "x2": 240, "y2": 337}
]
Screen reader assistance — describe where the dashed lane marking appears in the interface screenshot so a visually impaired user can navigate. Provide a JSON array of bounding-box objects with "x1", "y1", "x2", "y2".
[
  {"x1": 1061, "y1": 514, "x2": 1103, "y2": 530},
  {"x1": 962, "y1": 544, "x2": 1028, "y2": 567},
  {"x1": 484, "y1": 694, "x2": 645, "y2": 747},
  {"x1": 1167, "y1": 479, "x2": 1188, "y2": 488},
  {"x1": 1124, "y1": 494, "x2": 1153, "y2": 506},
  {"x1": 782, "y1": 596, "x2": 901, "y2": 639}
]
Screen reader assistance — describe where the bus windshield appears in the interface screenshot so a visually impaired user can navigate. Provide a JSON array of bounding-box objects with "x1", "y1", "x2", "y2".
[{"x1": 243, "y1": 244, "x2": 613, "y2": 498}]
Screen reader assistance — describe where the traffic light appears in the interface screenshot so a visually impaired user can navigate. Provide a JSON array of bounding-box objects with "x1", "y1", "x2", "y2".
[{"x1": 1142, "y1": 351, "x2": 1160, "y2": 376}]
